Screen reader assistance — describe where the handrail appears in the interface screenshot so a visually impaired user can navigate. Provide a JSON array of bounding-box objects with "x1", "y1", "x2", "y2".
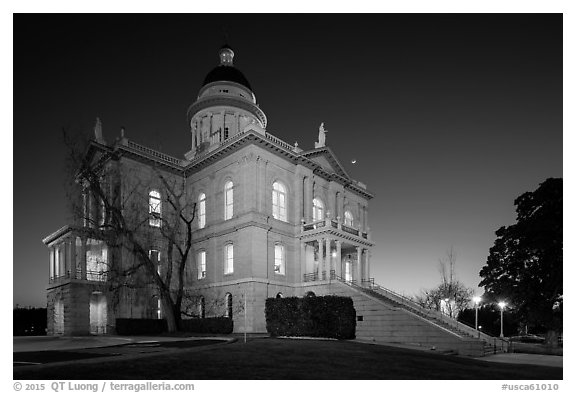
[{"x1": 335, "y1": 275, "x2": 509, "y2": 351}]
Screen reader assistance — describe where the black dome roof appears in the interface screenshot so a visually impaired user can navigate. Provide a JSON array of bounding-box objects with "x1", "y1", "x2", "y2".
[{"x1": 202, "y1": 65, "x2": 252, "y2": 91}]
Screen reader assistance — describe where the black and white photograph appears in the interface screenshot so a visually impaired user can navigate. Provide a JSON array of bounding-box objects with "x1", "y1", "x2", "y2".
[{"x1": 10, "y1": 5, "x2": 566, "y2": 387}]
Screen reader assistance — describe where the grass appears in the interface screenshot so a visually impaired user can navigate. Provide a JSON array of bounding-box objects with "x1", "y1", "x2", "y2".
[{"x1": 13, "y1": 337, "x2": 562, "y2": 380}]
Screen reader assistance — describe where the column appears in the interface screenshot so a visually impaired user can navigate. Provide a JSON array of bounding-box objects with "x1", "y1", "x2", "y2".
[
  {"x1": 80, "y1": 238, "x2": 87, "y2": 280},
  {"x1": 304, "y1": 176, "x2": 312, "y2": 223},
  {"x1": 365, "y1": 250, "x2": 371, "y2": 282},
  {"x1": 49, "y1": 247, "x2": 54, "y2": 281},
  {"x1": 317, "y1": 239, "x2": 324, "y2": 280},
  {"x1": 221, "y1": 110, "x2": 226, "y2": 142},
  {"x1": 355, "y1": 247, "x2": 362, "y2": 285},
  {"x1": 300, "y1": 241, "x2": 306, "y2": 281},
  {"x1": 69, "y1": 238, "x2": 76, "y2": 279},
  {"x1": 335, "y1": 240, "x2": 342, "y2": 279},
  {"x1": 325, "y1": 238, "x2": 331, "y2": 280}
]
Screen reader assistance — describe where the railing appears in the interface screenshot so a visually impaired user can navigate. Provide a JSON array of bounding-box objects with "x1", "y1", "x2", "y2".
[
  {"x1": 49, "y1": 269, "x2": 108, "y2": 283},
  {"x1": 127, "y1": 140, "x2": 182, "y2": 166},
  {"x1": 342, "y1": 224, "x2": 359, "y2": 236},
  {"x1": 302, "y1": 220, "x2": 326, "y2": 231},
  {"x1": 336, "y1": 275, "x2": 510, "y2": 352},
  {"x1": 303, "y1": 270, "x2": 336, "y2": 282},
  {"x1": 85, "y1": 270, "x2": 108, "y2": 282},
  {"x1": 301, "y1": 219, "x2": 370, "y2": 243},
  {"x1": 265, "y1": 132, "x2": 295, "y2": 151}
]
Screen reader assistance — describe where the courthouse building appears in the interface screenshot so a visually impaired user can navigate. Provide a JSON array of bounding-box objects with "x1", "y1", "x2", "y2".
[{"x1": 43, "y1": 45, "x2": 374, "y2": 335}]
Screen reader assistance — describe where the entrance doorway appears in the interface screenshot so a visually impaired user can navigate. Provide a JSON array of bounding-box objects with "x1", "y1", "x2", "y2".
[{"x1": 90, "y1": 292, "x2": 107, "y2": 334}]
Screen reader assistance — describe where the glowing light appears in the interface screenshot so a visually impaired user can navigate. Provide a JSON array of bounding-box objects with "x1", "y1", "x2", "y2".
[
  {"x1": 351, "y1": 159, "x2": 357, "y2": 164},
  {"x1": 498, "y1": 301, "x2": 506, "y2": 309},
  {"x1": 473, "y1": 296, "x2": 482, "y2": 305}
]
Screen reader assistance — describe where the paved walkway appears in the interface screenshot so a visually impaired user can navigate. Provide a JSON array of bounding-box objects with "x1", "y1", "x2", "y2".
[
  {"x1": 474, "y1": 353, "x2": 563, "y2": 368},
  {"x1": 13, "y1": 335, "x2": 222, "y2": 353}
]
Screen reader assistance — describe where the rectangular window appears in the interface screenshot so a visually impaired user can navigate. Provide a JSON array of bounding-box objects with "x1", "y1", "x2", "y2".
[
  {"x1": 149, "y1": 249, "x2": 161, "y2": 275},
  {"x1": 225, "y1": 182, "x2": 233, "y2": 220},
  {"x1": 274, "y1": 244, "x2": 285, "y2": 275},
  {"x1": 149, "y1": 190, "x2": 162, "y2": 227},
  {"x1": 198, "y1": 194, "x2": 206, "y2": 229},
  {"x1": 224, "y1": 244, "x2": 234, "y2": 274},
  {"x1": 197, "y1": 251, "x2": 206, "y2": 279}
]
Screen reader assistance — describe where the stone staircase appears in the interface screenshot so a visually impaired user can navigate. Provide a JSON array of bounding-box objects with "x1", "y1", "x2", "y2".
[{"x1": 304, "y1": 278, "x2": 509, "y2": 357}]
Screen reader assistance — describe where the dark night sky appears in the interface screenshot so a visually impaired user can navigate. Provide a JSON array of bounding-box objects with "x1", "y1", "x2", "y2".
[{"x1": 13, "y1": 14, "x2": 562, "y2": 307}]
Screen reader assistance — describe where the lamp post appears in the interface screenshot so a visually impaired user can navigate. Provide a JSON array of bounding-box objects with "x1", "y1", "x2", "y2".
[
  {"x1": 498, "y1": 301, "x2": 506, "y2": 338},
  {"x1": 473, "y1": 296, "x2": 482, "y2": 335}
]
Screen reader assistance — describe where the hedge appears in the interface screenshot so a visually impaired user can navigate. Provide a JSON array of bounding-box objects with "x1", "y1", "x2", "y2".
[
  {"x1": 180, "y1": 317, "x2": 233, "y2": 334},
  {"x1": 265, "y1": 295, "x2": 356, "y2": 339},
  {"x1": 115, "y1": 318, "x2": 167, "y2": 335}
]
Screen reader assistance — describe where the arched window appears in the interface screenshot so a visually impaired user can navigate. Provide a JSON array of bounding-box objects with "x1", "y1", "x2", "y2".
[
  {"x1": 224, "y1": 181, "x2": 233, "y2": 220},
  {"x1": 274, "y1": 243, "x2": 285, "y2": 275},
  {"x1": 198, "y1": 193, "x2": 206, "y2": 229},
  {"x1": 197, "y1": 250, "x2": 206, "y2": 279},
  {"x1": 272, "y1": 181, "x2": 287, "y2": 221},
  {"x1": 225, "y1": 293, "x2": 233, "y2": 318},
  {"x1": 149, "y1": 190, "x2": 162, "y2": 227},
  {"x1": 224, "y1": 243, "x2": 234, "y2": 274},
  {"x1": 344, "y1": 210, "x2": 354, "y2": 227},
  {"x1": 312, "y1": 198, "x2": 324, "y2": 222}
]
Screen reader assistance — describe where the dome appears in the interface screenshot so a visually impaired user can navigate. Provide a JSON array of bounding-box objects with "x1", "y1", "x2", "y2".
[
  {"x1": 202, "y1": 65, "x2": 252, "y2": 91},
  {"x1": 201, "y1": 45, "x2": 253, "y2": 91}
]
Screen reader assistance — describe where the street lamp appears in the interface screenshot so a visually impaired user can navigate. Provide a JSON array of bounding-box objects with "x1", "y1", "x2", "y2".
[
  {"x1": 498, "y1": 301, "x2": 507, "y2": 338},
  {"x1": 473, "y1": 296, "x2": 482, "y2": 335}
]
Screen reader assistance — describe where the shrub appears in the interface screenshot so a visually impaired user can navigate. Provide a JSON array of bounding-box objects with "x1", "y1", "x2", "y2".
[
  {"x1": 180, "y1": 317, "x2": 233, "y2": 334},
  {"x1": 115, "y1": 318, "x2": 167, "y2": 335},
  {"x1": 265, "y1": 295, "x2": 356, "y2": 339}
]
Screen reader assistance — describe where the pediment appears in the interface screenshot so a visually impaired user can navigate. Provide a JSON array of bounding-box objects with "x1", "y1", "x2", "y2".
[{"x1": 301, "y1": 148, "x2": 350, "y2": 180}]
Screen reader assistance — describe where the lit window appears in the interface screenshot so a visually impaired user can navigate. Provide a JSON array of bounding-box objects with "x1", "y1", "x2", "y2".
[
  {"x1": 149, "y1": 249, "x2": 161, "y2": 275},
  {"x1": 224, "y1": 243, "x2": 234, "y2": 274},
  {"x1": 197, "y1": 250, "x2": 206, "y2": 279},
  {"x1": 152, "y1": 296, "x2": 161, "y2": 319},
  {"x1": 274, "y1": 244, "x2": 285, "y2": 275},
  {"x1": 272, "y1": 181, "x2": 287, "y2": 221},
  {"x1": 344, "y1": 210, "x2": 354, "y2": 227},
  {"x1": 313, "y1": 198, "x2": 324, "y2": 221},
  {"x1": 198, "y1": 193, "x2": 206, "y2": 229},
  {"x1": 224, "y1": 181, "x2": 233, "y2": 220},
  {"x1": 149, "y1": 190, "x2": 162, "y2": 227}
]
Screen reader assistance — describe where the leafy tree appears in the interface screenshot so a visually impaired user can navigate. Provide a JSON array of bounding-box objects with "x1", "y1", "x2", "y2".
[{"x1": 479, "y1": 178, "x2": 562, "y2": 346}]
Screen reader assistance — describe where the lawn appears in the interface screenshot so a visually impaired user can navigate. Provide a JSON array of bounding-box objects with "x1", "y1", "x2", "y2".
[{"x1": 13, "y1": 337, "x2": 562, "y2": 380}]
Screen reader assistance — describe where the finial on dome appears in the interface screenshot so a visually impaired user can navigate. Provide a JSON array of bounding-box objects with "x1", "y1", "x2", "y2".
[{"x1": 219, "y1": 45, "x2": 234, "y2": 66}]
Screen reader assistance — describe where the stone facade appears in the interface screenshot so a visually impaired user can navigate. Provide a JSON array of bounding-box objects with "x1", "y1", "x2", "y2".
[{"x1": 43, "y1": 45, "x2": 374, "y2": 335}]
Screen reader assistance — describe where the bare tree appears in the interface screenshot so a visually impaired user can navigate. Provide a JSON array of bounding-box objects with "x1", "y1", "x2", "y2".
[
  {"x1": 63, "y1": 127, "x2": 196, "y2": 332},
  {"x1": 414, "y1": 247, "x2": 474, "y2": 318}
]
